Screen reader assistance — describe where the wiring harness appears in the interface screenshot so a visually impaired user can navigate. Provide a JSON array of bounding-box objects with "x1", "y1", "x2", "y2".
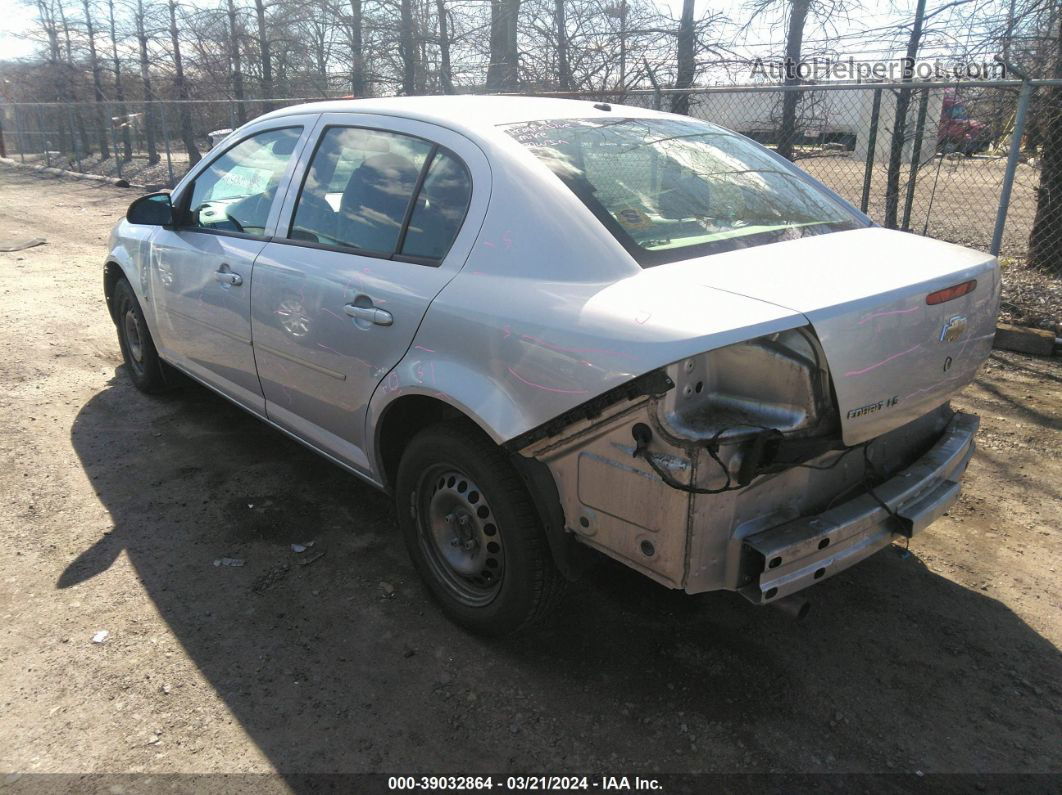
[{"x1": 630, "y1": 422, "x2": 906, "y2": 534}]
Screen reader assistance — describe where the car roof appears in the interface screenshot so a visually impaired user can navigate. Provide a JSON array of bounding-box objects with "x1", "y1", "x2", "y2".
[{"x1": 259, "y1": 95, "x2": 669, "y2": 138}]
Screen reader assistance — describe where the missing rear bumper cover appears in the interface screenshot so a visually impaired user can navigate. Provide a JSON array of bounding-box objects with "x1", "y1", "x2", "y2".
[{"x1": 739, "y1": 411, "x2": 978, "y2": 605}]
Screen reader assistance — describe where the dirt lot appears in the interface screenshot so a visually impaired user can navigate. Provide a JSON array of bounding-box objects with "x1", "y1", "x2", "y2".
[{"x1": 0, "y1": 167, "x2": 1059, "y2": 785}]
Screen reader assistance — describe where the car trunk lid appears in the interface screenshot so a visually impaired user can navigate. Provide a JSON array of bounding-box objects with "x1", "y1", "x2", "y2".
[{"x1": 673, "y1": 227, "x2": 999, "y2": 444}]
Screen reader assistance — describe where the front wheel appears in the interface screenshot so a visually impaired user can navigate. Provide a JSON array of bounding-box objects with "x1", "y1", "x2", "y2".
[
  {"x1": 113, "y1": 277, "x2": 168, "y2": 393},
  {"x1": 395, "y1": 422, "x2": 564, "y2": 635}
]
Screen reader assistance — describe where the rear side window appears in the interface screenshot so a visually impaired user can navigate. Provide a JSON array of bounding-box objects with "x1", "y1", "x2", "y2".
[
  {"x1": 400, "y1": 151, "x2": 472, "y2": 260},
  {"x1": 185, "y1": 127, "x2": 302, "y2": 237},
  {"x1": 291, "y1": 127, "x2": 432, "y2": 255},
  {"x1": 288, "y1": 126, "x2": 471, "y2": 263}
]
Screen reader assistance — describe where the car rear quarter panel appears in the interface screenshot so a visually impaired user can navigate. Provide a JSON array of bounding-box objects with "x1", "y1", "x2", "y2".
[
  {"x1": 369, "y1": 269, "x2": 808, "y2": 461},
  {"x1": 364, "y1": 137, "x2": 814, "y2": 468}
]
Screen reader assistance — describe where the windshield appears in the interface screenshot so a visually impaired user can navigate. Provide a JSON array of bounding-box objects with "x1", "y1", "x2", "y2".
[{"x1": 504, "y1": 117, "x2": 865, "y2": 266}]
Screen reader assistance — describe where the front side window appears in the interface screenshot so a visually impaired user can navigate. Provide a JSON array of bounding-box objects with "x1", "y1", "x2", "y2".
[
  {"x1": 185, "y1": 127, "x2": 302, "y2": 236},
  {"x1": 504, "y1": 117, "x2": 864, "y2": 266}
]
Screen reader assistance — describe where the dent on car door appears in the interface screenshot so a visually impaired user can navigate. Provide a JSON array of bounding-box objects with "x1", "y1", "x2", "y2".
[
  {"x1": 250, "y1": 116, "x2": 482, "y2": 475},
  {"x1": 151, "y1": 123, "x2": 313, "y2": 411}
]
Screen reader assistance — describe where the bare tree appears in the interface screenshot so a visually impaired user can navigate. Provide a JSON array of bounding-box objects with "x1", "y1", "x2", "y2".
[
  {"x1": 671, "y1": 0, "x2": 694, "y2": 113},
  {"x1": 166, "y1": 0, "x2": 201, "y2": 164},
  {"x1": 106, "y1": 0, "x2": 132, "y2": 160},
  {"x1": 55, "y1": 0, "x2": 93, "y2": 156},
  {"x1": 253, "y1": 0, "x2": 274, "y2": 110},
  {"x1": 399, "y1": 0, "x2": 417, "y2": 93},
  {"x1": 8, "y1": 0, "x2": 725, "y2": 112},
  {"x1": 883, "y1": 0, "x2": 927, "y2": 229},
  {"x1": 81, "y1": 0, "x2": 111, "y2": 159},
  {"x1": 33, "y1": 0, "x2": 67, "y2": 153},
  {"x1": 347, "y1": 0, "x2": 367, "y2": 95},
  {"x1": 1028, "y1": 10, "x2": 1062, "y2": 272},
  {"x1": 437, "y1": 0, "x2": 454, "y2": 93},
  {"x1": 554, "y1": 0, "x2": 571, "y2": 90},
  {"x1": 776, "y1": 0, "x2": 810, "y2": 159},
  {"x1": 132, "y1": 0, "x2": 160, "y2": 164},
  {"x1": 487, "y1": 0, "x2": 521, "y2": 90},
  {"x1": 300, "y1": 14, "x2": 338, "y2": 93},
  {"x1": 226, "y1": 0, "x2": 247, "y2": 123}
]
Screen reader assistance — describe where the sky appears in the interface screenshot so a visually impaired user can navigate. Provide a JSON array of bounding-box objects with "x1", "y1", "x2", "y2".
[{"x1": 0, "y1": 0, "x2": 39, "y2": 60}]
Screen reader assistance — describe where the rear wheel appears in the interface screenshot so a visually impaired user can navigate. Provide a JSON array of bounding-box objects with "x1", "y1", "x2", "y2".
[
  {"x1": 396, "y1": 422, "x2": 564, "y2": 635},
  {"x1": 113, "y1": 277, "x2": 168, "y2": 393}
]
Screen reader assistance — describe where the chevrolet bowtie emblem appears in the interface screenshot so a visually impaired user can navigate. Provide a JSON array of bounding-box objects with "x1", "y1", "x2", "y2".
[{"x1": 940, "y1": 315, "x2": 968, "y2": 343}]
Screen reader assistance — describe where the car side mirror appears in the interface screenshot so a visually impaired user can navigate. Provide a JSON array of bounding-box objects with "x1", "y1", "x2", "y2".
[{"x1": 126, "y1": 192, "x2": 174, "y2": 226}]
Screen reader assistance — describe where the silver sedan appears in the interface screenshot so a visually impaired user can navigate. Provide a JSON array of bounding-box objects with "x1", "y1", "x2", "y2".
[{"x1": 104, "y1": 96, "x2": 999, "y2": 634}]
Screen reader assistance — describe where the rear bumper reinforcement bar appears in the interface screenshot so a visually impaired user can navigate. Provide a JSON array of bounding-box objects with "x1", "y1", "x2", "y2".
[{"x1": 740, "y1": 411, "x2": 979, "y2": 605}]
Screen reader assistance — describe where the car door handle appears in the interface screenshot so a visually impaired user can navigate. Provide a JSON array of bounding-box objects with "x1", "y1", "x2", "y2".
[
  {"x1": 344, "y1": 304, "x2": 393, "y2": 326},
  {"x1": 215, "y1": 268, "x2": 243, "y2": 286}
]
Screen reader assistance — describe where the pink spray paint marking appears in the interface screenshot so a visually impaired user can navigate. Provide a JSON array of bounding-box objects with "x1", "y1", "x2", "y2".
[
  {"x1": 321, "y1": 307, "x2": 346, "y2": 322},
  {"x1": 843, "y1": 344, "x2": 921, "y2": 377},
  {"x1": 507, "y1": 367, "x2": 589, "y2": 396},
  {"x1": 857, "y1": 306, "x2": 920, "y2": 325},
  {"x1": 518, "y1": 332, "x2": 634, "y2": 361}
]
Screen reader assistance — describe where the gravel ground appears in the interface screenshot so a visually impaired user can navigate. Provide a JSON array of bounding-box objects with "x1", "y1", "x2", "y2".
[
  {"x1": 9, "y1": 150, "x2": 193, "y2": 191},
  {"x1": 997, "y1": 263, "x2": 1062, "y2": 335},
  {"x1": 0, "y1": 166, "x2": 1059, "y2": 786},
  {"x1": 800, "y1": 153, "x2": 1049, "y2": 262}
]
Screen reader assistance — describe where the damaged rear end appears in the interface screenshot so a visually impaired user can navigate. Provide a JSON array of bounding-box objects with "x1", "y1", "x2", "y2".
[
  {"x1": 512, "y1": 235, "x2": 998, "y2": 606},
  {"x1": 485, "y1": 112, "x2": 1001, "y2": 612}
]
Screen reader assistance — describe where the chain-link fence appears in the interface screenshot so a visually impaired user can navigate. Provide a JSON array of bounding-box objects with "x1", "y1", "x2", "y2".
[
  {"x1": 557, "y1": 80, "x2": 1062, "y2": 332},
  {"x1": 1, "y1": 81, "x2": 1060, "y2": 330},
  {"x1": 0, "y1": 97, "x2": 317, "y2": 188}
]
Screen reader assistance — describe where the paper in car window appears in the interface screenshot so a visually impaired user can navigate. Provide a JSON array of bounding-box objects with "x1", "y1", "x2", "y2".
[
  {"x1": 211, "y1": 166, "x2": 271, "y2": 200},
  {"x1": 614, "y1": 208, "x2": 651, "y2": 230}
]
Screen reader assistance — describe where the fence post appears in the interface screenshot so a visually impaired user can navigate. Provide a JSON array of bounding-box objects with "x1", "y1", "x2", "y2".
[
  {"x1": 108, "y1": 103, "x2": 124, "y2": 182},
  {"x1": 14, "y1": 106, "x2": 25, "y2": 162},
  {"x1": 860, "y1": 88, "x2": 882, "y2": 214},
  {"x1": 159, "y1": 100, "x2": 175, "y2": 187},
  {"x1": 36, "y1": 106, "x2": 48, "y2": 167},
  {"x1": 901, "y1": 87, "x2": 931, "y2": 231},
  {"x1": 990, "y1": 79, "x2": 1033, "y2": 256},
  {"x1": 68, "y1": 105, "x2": 81, "y2": 171}
]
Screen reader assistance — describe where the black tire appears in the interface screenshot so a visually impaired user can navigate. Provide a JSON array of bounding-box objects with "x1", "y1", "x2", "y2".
[
  {"x1": 112, "y1": 277, "x2": 168, "y2": 393},
  {"x1": 395, "y1": 422, "x2": 565, "y2": 635}
]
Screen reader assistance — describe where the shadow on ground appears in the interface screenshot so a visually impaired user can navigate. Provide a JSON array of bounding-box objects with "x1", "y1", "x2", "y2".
[{"x1": 60, "y1": 371, "x2": 1061, "y2": 779}]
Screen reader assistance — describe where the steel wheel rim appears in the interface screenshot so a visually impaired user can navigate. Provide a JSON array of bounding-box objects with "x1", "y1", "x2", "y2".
[
  {"x1": 416, "y1": 465, "x2": 504, "y2": 607},
  {"x1": 122, "y1": 305, "x2": 145, "y2": 374}
]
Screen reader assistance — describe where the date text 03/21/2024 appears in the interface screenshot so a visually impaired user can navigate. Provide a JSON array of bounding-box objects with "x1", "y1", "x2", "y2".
[{"x1": 387, "y1": 776, "x2": 663, "y2": 790}]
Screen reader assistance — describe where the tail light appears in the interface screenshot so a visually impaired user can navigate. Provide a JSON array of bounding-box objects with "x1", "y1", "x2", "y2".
[{"x1": 926, "y1": 280, "x2": 976, "y2": 305}]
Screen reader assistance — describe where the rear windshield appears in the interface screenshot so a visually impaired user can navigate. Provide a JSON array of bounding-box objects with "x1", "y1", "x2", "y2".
[{"x1": 504, "y1": 117, "x2": 865, "y2": 266}]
